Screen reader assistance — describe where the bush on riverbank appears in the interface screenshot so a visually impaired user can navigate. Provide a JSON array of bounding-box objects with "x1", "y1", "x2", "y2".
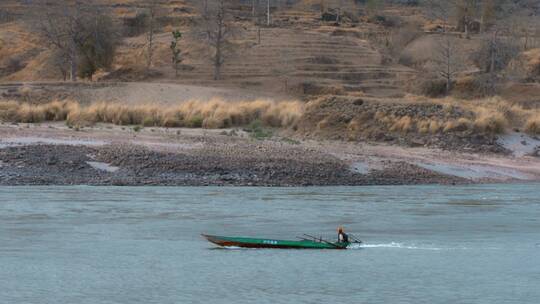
[
  {"x1": 2, "y1": 95, "x2": 540, "y2": 142},
  {"x1": 525, "y1": 114, "x2": 540, "y2": 134},
  {"x1": 0, "y1": 99, "x2": 304, "y2": 129},
  {"x1": 296, "y1": 95, "x2": 540, "y2": 149}
]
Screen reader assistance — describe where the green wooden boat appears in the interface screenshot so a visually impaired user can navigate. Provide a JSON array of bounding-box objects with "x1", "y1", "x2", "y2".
[{"x1": 202, "y1": 234, "x2": 351, "y2": 249}]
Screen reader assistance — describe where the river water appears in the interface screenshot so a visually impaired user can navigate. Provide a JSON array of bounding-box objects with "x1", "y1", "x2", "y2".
[{"x1": 1, "y1": 185, "x2": 539, "y2": 304}]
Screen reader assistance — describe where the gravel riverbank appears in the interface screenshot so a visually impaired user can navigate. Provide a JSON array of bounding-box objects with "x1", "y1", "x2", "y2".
[
  {"x1": 0, "y1": 143, "x2": 467, "y2": 186},
  {"x1": 1, "y1": 123, "x2": 538, "y2": 186}
]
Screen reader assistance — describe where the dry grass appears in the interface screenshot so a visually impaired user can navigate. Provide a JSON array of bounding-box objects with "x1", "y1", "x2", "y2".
[
  {"x1": 390, "y1": 116, "x2": 413, "y2": 133},
  {"x1": 443, "y1": 118, "x2": 472, "y2": 132},
  {"x1": 347, "y1": 119, "x2": 362, "y2": 140},
  {"x1": 402, "y1": 95, "x2": 540, "y2": 135},
  {"x1": 298, "y1": 93, "x2": 540, "y2": 143},
  {"x1": 523, "y1": 48, "x2": 540, "y2": 78},
  {"x1": 0, "y1": 100, "x2": 19, "y2": 121},
  {"x1": 458, "y1": 97, "x2": 531, "y2": 134},
  {"x1": 0, "y1": 23, "x2": 49, "y2": 81},
  {"x1": 525, "y1": 114, "x2": 540, "y2": 134},
  {"x1": 348, "y1": 94, "x2": 540, "y2": 137},
  {"x1": 3, "y1": 95, "x2": 539, "y2": 139},
  {"x1": 472, "y1": 109, "x2": 507, "y2": 134},
  {"x1": 0, "y1": 99, "x2": 304, "y2": 129}
]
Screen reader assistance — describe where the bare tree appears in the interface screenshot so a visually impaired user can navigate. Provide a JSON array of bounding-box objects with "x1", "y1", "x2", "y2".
[
  {"x1": 422, "y1": 0, "x2": 467, "y2": 94},
  {"x1": 280, "y1": 47, "x2": 295, "y2": 93},
  {"x1": 480, "y1": 0, "x2": 495, "y2": 32},
  {"x1": 49, "y1": 50, "x2": 70, "y2": 81},
  {"x1": 251, "y1": 0, "x2": 259, "y2": 17},
  {"x1": 35, "y1": 2, "x2": 117, "y2": 81},
  {"x1": 36, "y1": 2, "x2": 87, "y2": 81},
  {"x1": 267, "y1": 0, "x2": 271, "y2": 26},
  {"x1": 433, "y1": 35, "x2": 466, "y2": 94},
  {"x1": 202, "y1": 0, "x2": 235, "y2": 80},
  {"x1": 473, "y1": 28, "x2": 519, "y2": 78},
  {"x1": 335, "y1": 0, "x2": 351, "y2": 24},
  {"x1": 251, "y1": 0, "x2": 266, "y2": 44},
  {"x1": 472, "y1": 2, "x2": 521, "y2": 85},
  {"x1": 454, "y1": 0, "x2": 480, "y2": 38},
  {"x1": 145, "y1": 0, "x2": 159, "y2": 71}
]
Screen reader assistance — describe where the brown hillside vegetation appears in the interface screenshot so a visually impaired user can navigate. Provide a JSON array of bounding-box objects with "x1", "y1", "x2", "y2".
[
  {"x1": 0, "y1": 0, "x2": 417, "y2": 97},
  {"x1": 0, "y1": 0, "x2": 540, "y2": 154},
  {"x1": 297, "y1": 95, "x2": 540, "y2": 150}
]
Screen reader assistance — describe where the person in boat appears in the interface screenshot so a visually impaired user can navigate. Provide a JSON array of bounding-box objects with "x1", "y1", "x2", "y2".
[{"x1": 338, "y1": 226, "x2": 349, "y2": 243}]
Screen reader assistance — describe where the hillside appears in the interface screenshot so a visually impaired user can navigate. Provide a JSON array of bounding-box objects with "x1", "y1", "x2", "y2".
[
  {"x1": 1, "y1": 1, "x2": 539, "y2": 97},
  {"x1": 1, "y1": 0, "x2": 417, "y2": 98},
  {"x1": 1, "y1": 0, "x2": 540, "y2": 185}
]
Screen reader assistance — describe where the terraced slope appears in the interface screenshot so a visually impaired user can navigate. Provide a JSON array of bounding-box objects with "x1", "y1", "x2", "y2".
[
  {"x1": 177, "y1": 10, "x2": 416, "y2": 98},
  {"x1": 1, "y1": 1, "x2": 416, "y2": 98}
]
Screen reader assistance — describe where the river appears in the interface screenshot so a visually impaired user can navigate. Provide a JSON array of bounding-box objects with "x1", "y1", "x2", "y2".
[{"x1": 1, "y1": 184, "x2": 539, "y2": 303}]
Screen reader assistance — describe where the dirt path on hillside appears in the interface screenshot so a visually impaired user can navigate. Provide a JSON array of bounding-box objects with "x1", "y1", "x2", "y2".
[
  {"x1": 1, "y1": 123, "x2": 539, "y2": 186},
  {"x1": 0, "y1": 82, "x2": 290, "y2": 104}
]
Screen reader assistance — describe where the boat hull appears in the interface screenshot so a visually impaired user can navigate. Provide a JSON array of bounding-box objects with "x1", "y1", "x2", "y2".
[{"x1": 202, "y1": 234, "x2": 348, "y2": 249}]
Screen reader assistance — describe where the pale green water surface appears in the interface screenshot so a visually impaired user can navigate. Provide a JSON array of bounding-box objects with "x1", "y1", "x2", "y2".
[{"x1": 1, "y1": 184, "x2": 539, "y2": 303}]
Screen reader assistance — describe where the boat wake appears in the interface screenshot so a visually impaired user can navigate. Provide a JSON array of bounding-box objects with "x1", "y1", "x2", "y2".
[
  {"x1": 208, "y1": 246, "x2": 246, "y2": 250},
  {"x1": 222, "y1": 246, "x2": 243, "y2": 250},
  {"x1": 348, "y1": 242, "x2": 445, "y2": 251}
]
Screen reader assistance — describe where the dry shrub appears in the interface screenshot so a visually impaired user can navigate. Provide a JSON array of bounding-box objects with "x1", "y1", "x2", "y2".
[
  {"x1": 1, "y1": 99, "x2": 79, "y2": 124},
  {"x1": 165, "y1": 99, "x2": 304, "y2": 129},
  {"x1": 428, "y1": 120, "x2": 442, "y2": 133},
  {"x1": 482, "y1": 98, "x2": 527, "y2": 127},
  {"x1": 426, "y1": 96, "x2": 540, "y2": 135},
  {"x1": 160, "y1": 108, "x2": 185, "y2": 127},
  {"x1": 17, "y1": 103, "x2": 46, "y2": 123},
  {"x1": 263, "y1": 101, "x2": 304, "y2": 127},
  {"x1": 522, "y1": 48, "x2": 540, "y2": 79},
  {"x1": 390, "y1": 116, "x2": 413, "y2": 133},
  {"x1": 347, "y1": 119, "x2": 361, "y2": 140},
  {"x1": 525, "y1": 114, "x2": 540, "y2": 134},
  {"x1": 374, "y1": 111, "x2": 394, "y2": 125},
  {"x1": 85, "y1": 102, "x2": 110, "y2": 122},
  {"x1": 473, "y1": 109, "x2": 507, "y2": 134},
  {"x1": 43, "y1": 100, "x2": 77, "y2": 121},
  {"x1": 0, "y1": 100, "x2": 20, "y2": 121},
  {"x1": 417, "y1": 120, "x2": 431, "y2": 134},
  {"x1": 444, "y1": 118, "x2": 472, "y2": 132},
  {"x1": 317, "y1": 118, "x2": 329, "y2": 130},
  {"x1": 418, "y1": 77, "x2": 447, "y2": 98},
  {"x1": 66, "y1": 103, "x2": 90, "y2": 127},
  {"x1": 0, "y1": 99, "x2": 304, "y2": 129},
  {"x1": 374, "y1": 110, "x2": 386, "y2": 121}
]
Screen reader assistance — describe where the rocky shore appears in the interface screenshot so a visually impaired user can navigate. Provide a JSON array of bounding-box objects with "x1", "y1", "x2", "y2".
[
  {"x1": 1, "y1": 122, "x2": 539, "y2": 186},
  {"x1": 0, "y1": 143, "x2": 468, "y2": 186}
]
